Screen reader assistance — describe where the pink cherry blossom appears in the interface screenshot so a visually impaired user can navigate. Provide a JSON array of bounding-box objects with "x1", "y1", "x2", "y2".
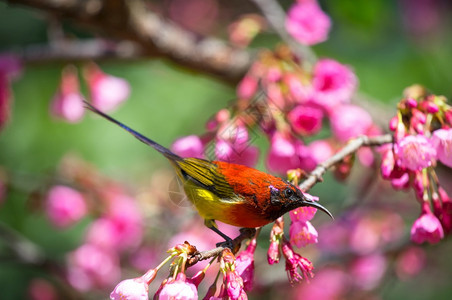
[
  {"x1": 288, "y1": 104, "x2": 324, "y2": 136},
  {"x1": 159, "y1": 273, "x2": 198, "y2": 300},
  {"x1": 329, "y1": 104, "x2": 373, "y2": 142},
  {"x1": 285, "y1": 73, "x2": 309, "y2": 103},
  {"x1": 86, "y1": 194, "x2": 143, "y2": 251},
  {"x1": 67, "y1": 243, "x2": 120, "y2": 291},
  {"x1": 235, "y1": 239, "x2": 256, "y2": 291},
  {"x1": 45, "y1": 185, "x2": 87, "y2": 228},
  {"x1": 110, "y1": 277, "x2": 149, "y2": 300},
  {"x1": 215, "y1": 120, "x2": 259, "y2": 167},
  {"x1": 282, "y1": 241, "x2": 314, "y2": 284},
  {"x1": 215, "y1": 140, "x2": 259, "y2": 167},
  {"x1": 171, "y1": 135, "x2": 204, "y2": 158},
  {"x1": 394, "y1": 134, "x2": 436, "y2": 171},
  {"x1": 285, "y1": 1, "x2": 331, "y2": 46},
  {"x1": 289, "y1": 220, "x2": 318, "y2": 248},
  {"x1": 391, "y1": 172, "x2": 410, "y2": 190},
  {"x1": 224, "y1": 270, "x2": 247, "y2": 300},
  {"x1": 289, "y1": 194, "x2": 319, "y2": 222},
  {"x1": 266, "y1": 132, "x2": 303, "y2": 174},
  {"x1": 310, "y1": 59, "x2": 357, "y2": 109},
  {"x1": 51, "y1": 65, "x2": 85, "y2": 123},
  {"x1": 267, "y1": 239, "x2": 280, "y2": 265},
  {"x1": 431, "y1": 128, "x2": 452, "y2": 168},
  {"x1": 237, "y1": 75, "x2": 258, "y2": 99},
  {"x1": 307, "y1": 139, "x2": 333, "y2": 165},
  {"x1": 84, "y1": 63, "x2": 130, "y2": 112},
  {"x1": 411, "y1": 204, "x2": 444, "y2": 244}
]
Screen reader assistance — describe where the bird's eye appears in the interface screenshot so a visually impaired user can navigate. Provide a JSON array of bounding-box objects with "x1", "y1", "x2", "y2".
[{"x1": 284, "y1": 188, "x2": 294, "y2": 198}]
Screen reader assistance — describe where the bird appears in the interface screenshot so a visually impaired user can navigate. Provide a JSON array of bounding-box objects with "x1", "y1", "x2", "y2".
[{"x1": 85, "y1": 102, "x2": 333, "y2": 242}]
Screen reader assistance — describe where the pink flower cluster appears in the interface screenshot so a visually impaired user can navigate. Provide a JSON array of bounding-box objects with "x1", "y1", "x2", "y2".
[
  {"x1": 285, "y1": 0, "x2": 331, "y2": 46},
  {"x1": 67, "y1": 189, "x2": 144, "y2": 291},
  {"x1": 381, "y1": 86, "x2": 452, "y2": 244},
  {"x1": 289, "y1": 194, "x2": 319, "y2": 247},
  {"x1": 234, "y1": 47, "x2": 376, "y2": 175},
  {"x1": 51, "y1": 62, "x2": 130, "y2": 123},
  {"x1": 171, "y1": 109, "x2": 260, "y2": 168}
]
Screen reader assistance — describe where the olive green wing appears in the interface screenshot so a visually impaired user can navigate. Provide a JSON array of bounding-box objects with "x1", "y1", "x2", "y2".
[{"x1": 175, "y1": 158, "x2": 237, "y2": 200}]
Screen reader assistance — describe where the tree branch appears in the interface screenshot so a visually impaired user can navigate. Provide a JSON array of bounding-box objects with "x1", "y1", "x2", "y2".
[
  {"x1": 187, "y1": 228, "x2": 256, "y2": 267},
  {"x1": 299, "y1": 134, "x2": 394, "y2": 192},
  {"x1": 6, "y1": 0, "x2": 253, "y2": 81}
]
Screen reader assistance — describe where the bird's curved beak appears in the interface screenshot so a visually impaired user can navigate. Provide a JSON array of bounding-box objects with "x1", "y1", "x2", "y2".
[{"x1": 304, "y1": 200, "x2": 334, "y2": 219}]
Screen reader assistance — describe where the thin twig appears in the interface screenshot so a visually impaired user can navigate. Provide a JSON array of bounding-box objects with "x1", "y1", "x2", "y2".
[
  {"x1": 6, "y1": 0, "x2": 252, "y2": 81},
  {"x1": 299, "y1": 134, "x2": 394, "y2": 192},
  {"x1": 187, "y1": 228, "x2": 256, "y2": 267}
]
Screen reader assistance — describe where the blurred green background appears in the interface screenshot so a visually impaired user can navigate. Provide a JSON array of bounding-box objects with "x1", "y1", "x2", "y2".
[{"x1": 1, "y1": 0, "x2": 452, "y2": 299}]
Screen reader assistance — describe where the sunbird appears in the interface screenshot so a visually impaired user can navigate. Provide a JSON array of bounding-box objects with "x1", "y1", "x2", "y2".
[{"x1": 85, "y1": 103, "x2": 332, "y2": 241}]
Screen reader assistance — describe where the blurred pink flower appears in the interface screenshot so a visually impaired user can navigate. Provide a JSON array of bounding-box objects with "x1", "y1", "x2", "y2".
[
  {"x1": 394, "y1": 134, "x2": 436, "y2": 171},
  {"x1": 0, "y1": 53, "x2": 22, "y2": 130},
  {"x1": 45, "y1": 185, "x2": 87, "y2": 228},
  {"x1": 288, "y1": 104, "x2": 324, "y2": 136},
  {"x1": 0, "y1": 73, "x2": 11, "y2": 130},
  {"x1": 310, "y1": 59, "x2": 357, "y2": 109},
  {"x1": 395, "y1": 246, "x2": 426, "y2": 280},
  {"x1": 216, "y1": 124, "x2": 259, "y2": 167},
  {"x1": 129, "y1": 246, "x2": 158, "y2": 273},
  {"x1": 215, "y1": 139, "x2": 259, "y2": 167},
  {"x1": 294, "y1": 267, "x2": 349, "y2": 300},
  {"x1": 307, "y1": 139, "x2": 333, "y2": 166},
  {"x1": 86, "y1": 195, "x2": 143, "y2": 251},
  {"x1": 51, "y1": 65, "x2": 85, "y2": 123},
  {"x1": 285, "y1": 1, "x2": 331, "y2": 45},
  {"x1": 110, "y1": 277, "x2": 149, "y2": 300},
  {"x1": 357, "y1": 147, "x2": 374, "y2": 167},
  {"x1": 0, "y1": 53, "x2": 23, "y2": 80},
  {"x1": 289, "y1": 220, "x2": 318, "y2": 248},
  {"x1": 84, "y1": 63, "x2": 130, "y2": 112},
  {"x1": 411, "y1": 203, "x2": 444, "y2": 244},
  {"x1": 329, "y1": 104, "x2": 373, "y2": 142},
  {"x1": 266, "y1": 82, "x2": 285, "y2": 109},
  {"x1": 431, "y1": 128, "x2": 452, "y2": 167},
  {"x1": 159, "y1": 273, "x2": 198, "y2": 300},
  {"x1": 67, "y1": 243, "x2": 120, "y2": 291},
  {"x1": 28, "y1": 279, "x2": 58, "y2": 300},
  {"x1": 285, "y1": 74, "x2": 309, "y2": 103},
  {"x1": 235, "y1": 239, "x2": 256, "y2": 291},
  {"x1": 237, "y1": 75, "x2": 258, "y2": 99},
  {"x1": 350, "y1": 253, "x2": 387, "y2": 290},
  {"x1": 171, "y1": 135, "x2": 204, "y2": 158},
  {"x1": 266, "y1": 132, "x2": 303, "y2": 174}
]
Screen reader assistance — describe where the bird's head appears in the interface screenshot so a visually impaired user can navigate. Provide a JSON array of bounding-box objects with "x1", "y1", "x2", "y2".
[{"x1": 266, "y1": 182, "x2": 333, "y2": 220}]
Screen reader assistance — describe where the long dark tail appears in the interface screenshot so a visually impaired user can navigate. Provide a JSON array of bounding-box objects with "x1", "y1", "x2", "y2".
[{"x1": 84, "y1": 101, "x2": 182, "y2": 161}]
